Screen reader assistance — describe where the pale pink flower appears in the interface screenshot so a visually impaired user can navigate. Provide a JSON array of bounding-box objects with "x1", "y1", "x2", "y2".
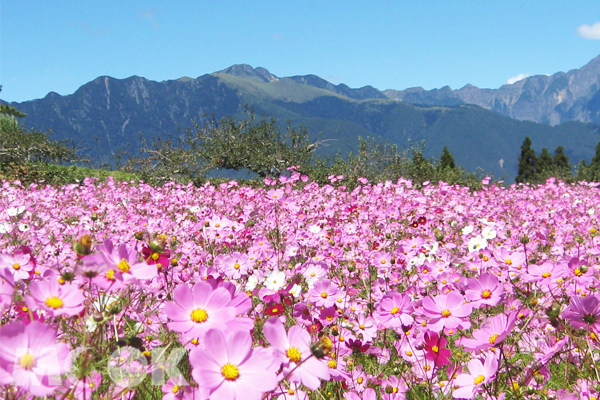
[
  {"x1": 164, "y1": 282, "x2": 253, "y2": 344},
  {"x1": 0, "y1": 251, "x2": 34, "y2": 281},
  {"x1": 465, "y1": 273, "x2": 503, "y2": 307},
  {"x1": 0, "y1": 321, "x2": 72, "y2": 396},
  {"x1": 190, "y1": 329, "x2": 278, "y2": 400},
  {"x1": 26, "y1": 277, "x2": 85, "y2": 316},
  {"x1": 452, "y1": 352, "x2": 498, "y2": 399},
  {"x1": 421, "y1": 292, "x2": 472, "y2": 333},
  {"x1": 263, "y1": 317, "x2": 330, "y2": 390},
  {"x1": 373, "y1": 291, "x2": 414, "y2": 329},
  {"x1": 458, "y1": 312, "x2": 517, "y2": 352},
  {"x1": 307, "y1": 278, "x2": 339, "y2": 308}
]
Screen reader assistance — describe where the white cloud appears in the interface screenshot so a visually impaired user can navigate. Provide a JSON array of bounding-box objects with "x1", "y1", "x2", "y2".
[
  {"x1": 577, "y1": 22, "x2": 600, "y2": 39},
  {"x1": 507, "y1": 73, "x2": 529, "y2": 85}
]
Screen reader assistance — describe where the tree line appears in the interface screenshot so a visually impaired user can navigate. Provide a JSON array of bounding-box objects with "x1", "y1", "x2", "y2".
[
  {"x1": 515, "y1": 136, "x2": 600, "y2": 184},
  {"x1": 2, "y1": 94, "x2": 600, "y2": 187}
]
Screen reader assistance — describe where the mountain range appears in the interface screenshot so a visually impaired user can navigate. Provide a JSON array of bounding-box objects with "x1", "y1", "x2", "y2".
[{"x1": 6, "y1": 55, "x2": 600, "y2": 182}]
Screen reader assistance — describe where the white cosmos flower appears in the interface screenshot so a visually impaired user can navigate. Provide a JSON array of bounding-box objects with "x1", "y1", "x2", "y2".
[
  {"x1": 308, "y1": 224, "x2": 322, "y2": 234},
  {"x1": 245, "y1": 275, "x2": 259, "y2": 291},
  {"x1": 6, "y1": 206, "x2": 25, "y2": 217},
  {"x1": 288, "y1": 283, "x2": 302, "y2": 298},
  {"x1": 18, "y1": 223, "x2": 31, "y2": 232},
  {"x1": 461, "y1": 225, "x2": 474, "y2": 235},
  {"x1": 189, "y1": 205, "x2": 201, "y2": 213},
  {"x1": 481, "y1": 226, "x2": 497, "y2": 240},
  {"x1": 477, "y1": 218, "x2": 496, "y2": 226},
  {"x1": 0, "y1": 222, "x2": 12, "y2": 234},
  {"x1": 468, "y1": 236, "x2": 488, "y2": 253},
  {"x1": 263, "y1": 269, "x2": 287, "y2": 291},
  {"x1": 588, "y1": 207, "x2": 595, "y2": 215}
]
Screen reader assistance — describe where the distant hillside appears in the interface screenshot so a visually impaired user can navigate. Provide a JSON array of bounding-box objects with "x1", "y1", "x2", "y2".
[{"x1": 5, "y1": 61, "x2": 600, "y2": 182}]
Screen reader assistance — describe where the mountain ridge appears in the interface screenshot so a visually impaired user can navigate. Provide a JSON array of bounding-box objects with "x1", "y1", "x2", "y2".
[{"x1": 4, "y1": 56, "x2": 600, "y2": 182}]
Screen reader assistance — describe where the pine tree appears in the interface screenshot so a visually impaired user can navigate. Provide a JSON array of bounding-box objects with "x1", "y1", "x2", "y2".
[
  {"x1": 553, "y1": 146, "x2": 571, "y2": 178},
  {"x1": 535, "y1": 147, "x2": 553, "y2": 177},
  {"x1": 515, "y1": 136, "x2": 536, "y2": 184},
  {"x1": 438, "y1": 146, "x2": 456, "y2": 170}
]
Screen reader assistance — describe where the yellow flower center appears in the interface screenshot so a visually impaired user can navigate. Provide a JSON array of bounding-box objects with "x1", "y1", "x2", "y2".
[
  {"x1": 441, "y1": 309, "x2": 451, "y2": 317},
  {"x1": 431, "y1": 346, "x2": 439, "y2": 353},
  {"x1": 405, "y1": 350, "x2": 413, "y2": 356},
  {"x1": 381, "y1": 259, "x2": 386, "y2": 264},
  {"x1": 152, "y1": 253, "x2": 159, "y2": 261},
  {"x1": 20, "y1": 353, "x2": 35, "y2": 369},
  {"x1": 13, "y1": 263, "x2": 20, "y2": 270},
  {"x1": 481, "y1": 290, "x2": 491, "y2": 299},
  {"x1": 45, "y1": 296, "x2": 63, "y2": 309},
  {"x1": 190, "y1": 309, "x2": 208, "y2": 323},
  {"x1": 328, "y1": 360, "x2": 337, "y2": 369},
  {"x1": 474, "y1": 375, "x2": 485, "y2": 385},
  {"x1": 321, "y1": 292, "x2": 328, "y2": 299},
  {"x1": 172, "y1": 385, "x2": 179, "y2": 394},
  {"x1": 287, "y1": 347, "x2": 302, "y2": 363},
  {"x1": 542, "y1": 272, "x2": 551, "y2": 278},
  {"x1": 106, "y1": 269, "x2": 115, "y2": 281},
  {"x1": 117, "y1": 259, "x2": 130, "y2": 273},
  {"x1": 357, "y1": 377, "x2": 363, "y2": 384},
  {"x1": 505, "y1": 259, "x2": 512, "y2": 265},
  {"x1": 234, "y1": 263, "x2": 240, "y2": 270},
  {"x1": 221, "y1": 363, "x2": 239, "y2": 380},
  {"x1": 390, "y1": 307, "x2": 400, "y2": 315},
  {"x1": 489, "y1": 333, "x2": 499, "y2": 344},
  {"x1": 574, "y1": 269, "x2": 582, "y2": 276}
]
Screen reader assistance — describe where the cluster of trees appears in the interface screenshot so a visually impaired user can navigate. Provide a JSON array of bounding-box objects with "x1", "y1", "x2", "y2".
[
  {"x1": 121, "y1": 109, "x2": 481, "y2": 187},
  {"x1": 3, "y1": 95, "x2": 600, "y2": 187},
  {"x1": 515, "y1": 136, "x2": 600, "y2": 184}
]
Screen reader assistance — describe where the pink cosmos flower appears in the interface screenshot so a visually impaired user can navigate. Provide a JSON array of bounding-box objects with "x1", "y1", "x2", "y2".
[
  {"x1": 97, "y1": 239, "x2": 157, "y2": 281},
  {"x1": 164, "y1": 282, "x2": 253, "y2": 344},
  {"x1": 424, "y1": 331, "x2": 451, "y2": 366},
  {"x1": 465, "y1": 273, "x2": 503, "y2": 307},
  {"x1": 0, "y1": 321, "x2": 72, "y2": 396},
  {"x1": 0, "y1": 268, "x2": 15, "y2": 314},
  {"x1": 263, "y1": 317, "x2": 330, "y2": 390},
  {"x1": 189, "y1": 329, "x2": 278, "y2": 400},
  {"x1": 452, "y1": 352, "x2": 499, "y2": 399},
  {"x1": 458, "y1": 312, "x2": 517, "y2": 352},
  {"x1": 373, "y1": 291, "x2": 414, "y2": 329},
  {"x1": 561, "y1": 295, "x2": 600, "y2": 333},
  {"x1": 421, "y1": 292, "x2": 472, "y2": 333},
  {"x1": 217, "y1": 252, "x2": 251, "y2": 279},
  {"x1": 25, "y1": 277, "x2": 85, "y2": 316},
  {"x1": 307, "y1": 278, "x2": 339, "y2": 308},
  {"x1": 0, "y1": 251, "x2": 34, "y2": 281}
]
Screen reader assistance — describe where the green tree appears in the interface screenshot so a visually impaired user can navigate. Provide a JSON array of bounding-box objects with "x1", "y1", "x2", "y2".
[
  {"x1": 535, "y1": 147, "x2": 553, "y2": 176},
  {"x1": 515, "y1": 136, "x2": 536, "y2": 184},
  {"x1": 553, "y1": 146, "x2": 572, "y2": 178},
  {"x1": 0, "y1": 86, "x2": 27, "y2": 118},
  {"x1": 438, "y1": 146, "x2": 456, "y2": 170}
]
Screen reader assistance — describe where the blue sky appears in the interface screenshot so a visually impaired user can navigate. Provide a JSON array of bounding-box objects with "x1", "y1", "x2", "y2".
[{"x1": 2, "y1": 1, "x2": 600, "y2": 103}]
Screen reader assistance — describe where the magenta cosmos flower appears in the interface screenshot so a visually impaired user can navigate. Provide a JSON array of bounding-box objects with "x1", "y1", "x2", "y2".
[
  {"x1": 561, "y1": 295, "x2": 600, "y2": 333},
  {"x1": 424, "y1": 331, "x2": 451, "y2": 366},
  {"x1": 452, "y1": 352, "x2": 498, "y2": 399},
  {"x1": 458, "y1": 312, "x2": 517, "y2": 352},
  {"x1": 26, "y1": 277, "x2": 85, "y2": 316},
  {"x1": 0, "y1": 268, "x2": 15, "y2": 314},
  {"x1": 190, "y1": 329, "x2": 278, "y2": 400},
  {"x1": 263, "y1": 317, "x2": 330, "y2": 390},
  {"x1": 0, "y1": 321, "x2": 72, "y2": 396},
  {"x1": 164, "y1": 282, "x2": 253, "y2": 344},
  {"x1": 373, "y1": 291, "x2": 414, "y2": 329},
  {"x1": 421, "y1": 292, "x2": 472, "y2": 333}
]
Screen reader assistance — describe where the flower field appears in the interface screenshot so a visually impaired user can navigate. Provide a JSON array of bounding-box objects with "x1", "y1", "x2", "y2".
[{"x1": 1, "y1": 174, "x2": 600, "y2": 400}]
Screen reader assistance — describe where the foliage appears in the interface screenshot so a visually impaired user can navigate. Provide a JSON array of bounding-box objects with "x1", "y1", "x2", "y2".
[{"x1": 515, "y1": 136, "x2": 536, "y2": 184}]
